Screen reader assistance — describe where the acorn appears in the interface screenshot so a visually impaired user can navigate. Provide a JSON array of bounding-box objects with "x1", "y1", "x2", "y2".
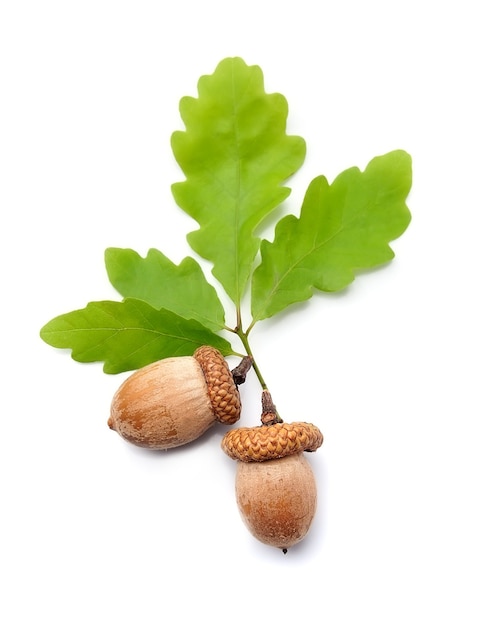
[
  {"x1": 108, "y1": 346, "x2": 242, "y2": 450},
  {"x1": 221, "y1": 391, "x2": 323, "y2": 551}
]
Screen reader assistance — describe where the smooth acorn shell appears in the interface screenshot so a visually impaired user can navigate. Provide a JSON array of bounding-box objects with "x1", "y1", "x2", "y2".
[
  {"x1": 235, "y1": 453, "x2": 317, "y2": 550},
  {"x1": 108, "y1": 356, "x2": 216, "y2": 449}
]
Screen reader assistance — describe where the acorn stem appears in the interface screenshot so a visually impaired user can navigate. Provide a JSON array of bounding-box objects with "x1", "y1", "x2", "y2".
[
  {"x1": 261, "y1": 389, "x2": 283, "y2": 425},
  {"x1": 228, "y1": 320, "x2": 284, "y2": 422},
  {"x1": 231, "y1": 355, "x2": 253, "y2": 385},
  {"x1": 233, "y1": 326, "x2": 269, "y2": 391}
]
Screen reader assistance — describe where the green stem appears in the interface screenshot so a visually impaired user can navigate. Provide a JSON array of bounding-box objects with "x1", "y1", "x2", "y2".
[
  {"x1": 245, "y1": 318, "x2": 256, "y2": 336},
  {"x1": 226, "y1": 314, "x2": 283, "y2": 423},
  {"x1": 233, "y1": 325, "x2": 268, "y2": 390}
]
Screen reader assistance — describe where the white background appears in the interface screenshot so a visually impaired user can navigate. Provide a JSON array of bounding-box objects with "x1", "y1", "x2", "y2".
[{"x1": 1, "y1": 1, "x2": 480, "y2": 624}]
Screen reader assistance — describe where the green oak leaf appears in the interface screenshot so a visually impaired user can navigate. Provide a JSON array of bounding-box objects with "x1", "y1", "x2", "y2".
[
  {"x1": 251, "y1": 150, "x2": 412, "y2": 322},
  {"x1": 171, "y1": 56, "x2": 306, "y2": 307},
  {"x1": 39, "y1": 298, "x2": 234, "y2": 374},
  {"x1": 104, "y1": 248, "x2": 226, "y2": 331}
]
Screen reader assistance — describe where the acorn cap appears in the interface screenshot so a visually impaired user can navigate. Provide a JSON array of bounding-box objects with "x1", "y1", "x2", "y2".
[
  {"x1": 221, "y1": 421, "x2": 323, "y2": 462},
  {"x1": 194, "y1": 346, "x2": 241, "y2": 425}
]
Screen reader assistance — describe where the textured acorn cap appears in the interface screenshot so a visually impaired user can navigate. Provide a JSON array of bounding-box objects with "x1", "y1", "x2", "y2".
[
  {"x1": 221, "y1": 421, "x2": 323, "y2": 462},
  {"x1": 194, "y1": 346, "x2": 241, "y2": 425}
]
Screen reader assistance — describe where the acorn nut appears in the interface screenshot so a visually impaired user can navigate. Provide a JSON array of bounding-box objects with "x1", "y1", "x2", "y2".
[
  {"x1": 222, "y1": 420, "x2": 323, "y2": 551},
  {"x1": 108, "y1": 346, "x2": 241, "y2": 450}
]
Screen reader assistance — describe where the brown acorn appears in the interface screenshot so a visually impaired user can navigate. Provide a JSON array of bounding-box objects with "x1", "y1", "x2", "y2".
[
  {"x1": 108, "y1": 346, "x2": 241, "y2": 450},
  {"x1": 221, "y1": 392, "x2": 323, "y2": 551}
]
